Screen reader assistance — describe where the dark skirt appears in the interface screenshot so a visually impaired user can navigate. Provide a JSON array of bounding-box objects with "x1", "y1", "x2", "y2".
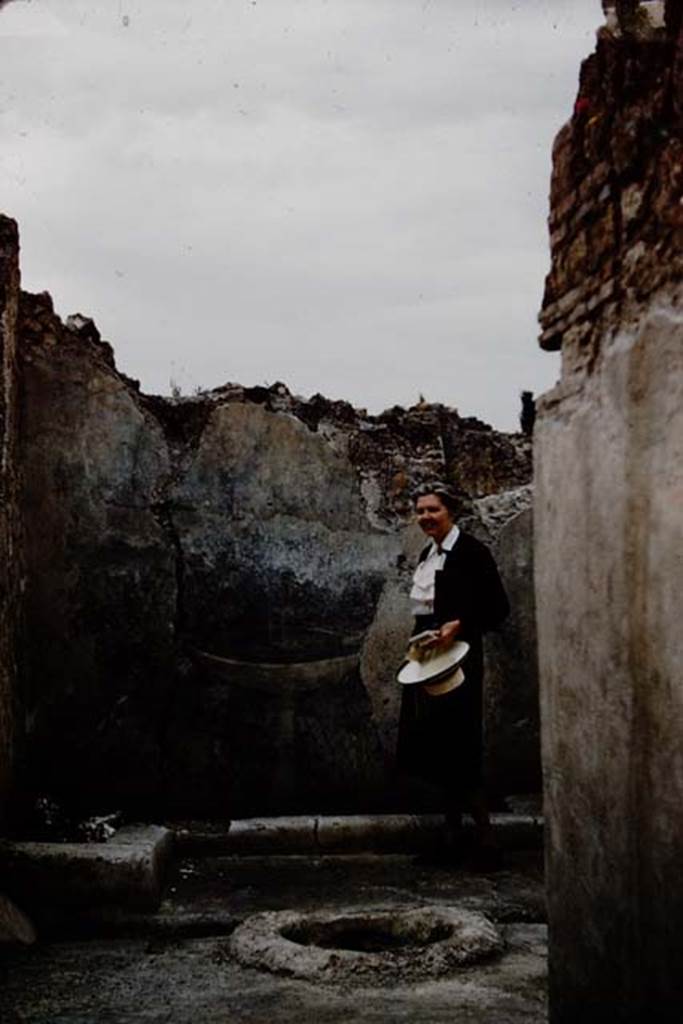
[{"x1": 396, "y1": 616, "x2": 483, "y2": 802}]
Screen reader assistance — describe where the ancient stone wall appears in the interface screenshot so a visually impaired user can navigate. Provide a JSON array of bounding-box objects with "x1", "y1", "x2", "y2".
[
  {"x1": 14, "y1": 280, "x2": 537, "y2": 817},
  {"x1": 0, "y1": 216, "x2": 20, "y2": 825},
  {"x1": 535, "y1": 3, "x2": 683, "y2": 1019},
  {"x1": 19, "y1": 294, "x2": 178, "y2": 815}
]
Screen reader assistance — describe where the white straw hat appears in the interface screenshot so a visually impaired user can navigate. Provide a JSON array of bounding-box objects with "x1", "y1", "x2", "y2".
[{"x1": 396, "y1": 634, "x2": 470, "y2": 691}]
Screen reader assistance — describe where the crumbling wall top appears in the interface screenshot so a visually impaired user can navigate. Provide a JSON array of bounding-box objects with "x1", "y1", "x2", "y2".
[{"x1": 539, "y1": 1, "x2": 682, "y2": 375}]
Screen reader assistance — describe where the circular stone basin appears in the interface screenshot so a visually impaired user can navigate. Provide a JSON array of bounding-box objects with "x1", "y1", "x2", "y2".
[
  {"x1": 283, "y1": 917, "x2": 452, "y2": 953},
  {"x1": 228, "y1": 907, "x2": 504, "y2": 984}
]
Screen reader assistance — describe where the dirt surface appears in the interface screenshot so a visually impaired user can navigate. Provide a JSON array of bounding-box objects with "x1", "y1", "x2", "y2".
[{"x1": 0, "y1": 850, "x2": 547, "y2": 1023}]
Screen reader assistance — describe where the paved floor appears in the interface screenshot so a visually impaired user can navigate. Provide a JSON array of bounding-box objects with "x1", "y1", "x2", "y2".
[{"x1": 0, "y1": 849, "x2": 547, "y2": 1023}]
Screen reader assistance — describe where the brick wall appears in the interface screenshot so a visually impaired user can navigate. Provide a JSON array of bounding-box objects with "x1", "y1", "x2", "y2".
[{"x1": 539, "y1": 2, "x2": 682, "y2": 375}]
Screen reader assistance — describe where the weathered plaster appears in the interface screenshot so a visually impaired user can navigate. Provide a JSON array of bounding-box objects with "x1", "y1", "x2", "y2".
[
  {"x1": 485, "y1": 504, "x2": 540, "y2": 795},
  {"x1": 537, "y1": 301, "x2": 683, "y2": 1018}
]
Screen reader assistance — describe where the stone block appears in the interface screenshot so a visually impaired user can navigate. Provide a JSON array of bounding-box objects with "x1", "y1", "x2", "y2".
[
  {"x1": 0, "y1": 824, "x2": 174, "y2": 920},
  {"x1": 621, "y1": 182, "x2": 645, "y2": 223}
]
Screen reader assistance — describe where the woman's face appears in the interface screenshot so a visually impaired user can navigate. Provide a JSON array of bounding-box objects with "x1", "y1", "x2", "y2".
[{"x1": 415, "y1": 493, "x2": 453, "y2": 544}]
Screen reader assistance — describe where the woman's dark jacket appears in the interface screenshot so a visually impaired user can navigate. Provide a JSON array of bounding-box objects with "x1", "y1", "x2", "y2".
[
  {"x1": 396, "y1": 530, "x2": 509, "y2": 797},
  {"x1": 430, "y1": 531, "x2": 509, "y2": 639}
]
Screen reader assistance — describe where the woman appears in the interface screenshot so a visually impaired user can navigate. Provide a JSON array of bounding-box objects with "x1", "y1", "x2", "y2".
[{"x1": 397, "y1": 483, "x2": 509, "y2": 865}]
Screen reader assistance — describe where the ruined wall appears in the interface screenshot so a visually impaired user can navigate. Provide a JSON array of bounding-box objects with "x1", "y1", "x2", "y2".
[
  {"x1": 0, "y1": 216, "x2": 20, "y2": 825},
  {"x1": 14, "y1": 278, "x2": 536, "y2": 817},
  {"x1": 535, "y1": 3, "x2": 683, "y2": 1019},
  {"x1": 19, "y1": 295, "x2": 177, "y2": 814}
]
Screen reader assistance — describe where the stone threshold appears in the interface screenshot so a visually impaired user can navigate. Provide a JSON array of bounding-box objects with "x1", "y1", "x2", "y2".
[{"x1": 175, "y1": 812, "x2": 544, "y2": 857}]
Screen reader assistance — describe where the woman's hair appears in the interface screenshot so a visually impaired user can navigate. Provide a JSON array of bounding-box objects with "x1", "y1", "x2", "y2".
[{"x1": 412, "y1": 482, "x2": 459, "y2": 514}]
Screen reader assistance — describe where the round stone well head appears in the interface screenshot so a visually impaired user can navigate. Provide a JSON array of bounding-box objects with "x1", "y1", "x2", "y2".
[{"x1": 228, "y1": 906, "x2": 504, "y2": 984}]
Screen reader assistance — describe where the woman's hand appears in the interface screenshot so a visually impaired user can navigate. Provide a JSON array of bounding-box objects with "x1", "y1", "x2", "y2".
[
  {"x1": 437, "y1": 620, "x2": 461, "y2": 648},
  {"x1": 418, "y1": 620, "x2": 461, "y2": 652}
]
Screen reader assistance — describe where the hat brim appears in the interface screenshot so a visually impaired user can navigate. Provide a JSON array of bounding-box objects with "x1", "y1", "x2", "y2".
[{"x1": 396, "y1": 640, "x2": 470, "y2": 686}]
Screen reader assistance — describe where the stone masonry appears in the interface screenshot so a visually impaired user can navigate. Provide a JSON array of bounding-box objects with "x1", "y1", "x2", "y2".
[{"x1": 535, "y1": 2, "x2": 683, "y2": 1020}]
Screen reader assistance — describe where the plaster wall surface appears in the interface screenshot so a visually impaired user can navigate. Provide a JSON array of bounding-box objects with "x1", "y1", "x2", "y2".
[
  {"x1": 535, "y1": 3, "x2": 683, "y2": 1017},
  {"x1": 536, "y1": 303, "x2": 683, "y2": 1017},
  {"x1": 484, "y1": 502, "x2": 539, "y2": 793}
]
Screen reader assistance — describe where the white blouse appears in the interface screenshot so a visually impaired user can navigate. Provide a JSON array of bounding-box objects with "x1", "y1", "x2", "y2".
[{"x1": 409, "y1": 525, "x2": 460, "y2": 617}]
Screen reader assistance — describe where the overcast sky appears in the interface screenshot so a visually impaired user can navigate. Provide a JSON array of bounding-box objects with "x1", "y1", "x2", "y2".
[{"x1": 0, "y1": 0, "x2": 599, "y2": 430}]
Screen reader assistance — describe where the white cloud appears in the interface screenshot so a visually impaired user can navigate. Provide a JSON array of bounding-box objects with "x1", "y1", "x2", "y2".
[
  {"x1": 0, "y1": 0, "x2": 600, "y2": 429},
  {"x1": 0, "y1": 0, "x2": 67, "y2": 38}
]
